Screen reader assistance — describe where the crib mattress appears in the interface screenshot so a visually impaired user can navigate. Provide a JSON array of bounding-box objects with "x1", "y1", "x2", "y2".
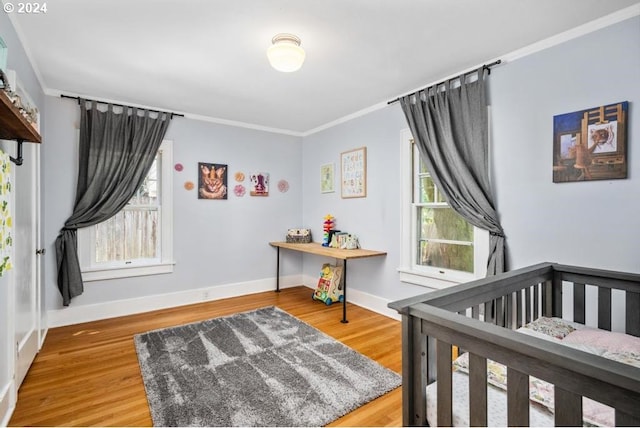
[
  {"x1": 424, "y1": 316, "x2": 640, "y2": 426},
  {"x1": 426, "y1": 371, "x2": 555, "y2": 426}
]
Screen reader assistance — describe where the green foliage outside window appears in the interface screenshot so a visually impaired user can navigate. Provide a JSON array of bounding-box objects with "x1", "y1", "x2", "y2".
[{"x1": 416, "y1": 162, "x2": 474, "y2": 273}]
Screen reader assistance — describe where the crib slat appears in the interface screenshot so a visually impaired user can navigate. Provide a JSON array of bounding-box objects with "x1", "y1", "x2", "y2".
[
  {"x1": 552, "y1": 273, "x2": 562, "y2": 317},
  {"x1": 516, "y1": 289, "x2": 523, "y2": 328},
  {"x1": 506, "y1": 367, "x2": 529, "y2": 427},
  {"x1": 484, "y1": 301, "x2": 494, "y2": 324},
  {"x1": 598, "y1": 287, "x2": 612, "y2": 331},
  {"x1": 533, "y1": 283, "x2": 539, "y2": 320},
  {"x1": 525, "y1": 287, "x2": 531, "y2": 324},
  {"x1": 436, "y1": 341, "x2": 453, "y2": 427},
  {"x1": 427, "y1": 335, "x2": 437, "y2": 384},
  {"x1": 496, "y1": 297, "x2": 504, "y2": 326},
  {"x1": 401, "y1": 315, "x2": 428, "y2": 426},
  {"x1": 626, "y1": 291, "x2": 640, "y2": 337},
  {"x1": 616, "y1": 409, "x2": 640, "y2": 426},
  {"x1": 543, "y1": 280, "x2": 553, "y2": 317},
  {"x1": 468, "y1": 353, "x2": 487, "y2": 427},
  {"x1": 554, "y1": 387, "x2": 582, "y2": 426},
  {"x1": 472, "y1": 304, "x2": 479, "y2": 320},
  {"x1": 506, "y1": 293, "x2": 513, "y2": 329},
  {"x1": 573, "y1": 282, "x2": 585, "y2": 324}
]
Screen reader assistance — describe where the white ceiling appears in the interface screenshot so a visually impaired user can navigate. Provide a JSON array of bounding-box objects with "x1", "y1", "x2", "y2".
[{"x1": 7, "y1": 0, "x2": 640, "y2": 135}]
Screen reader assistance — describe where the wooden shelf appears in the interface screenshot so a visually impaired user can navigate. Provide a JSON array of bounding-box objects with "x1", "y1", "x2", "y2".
[
  {"x1": 269, "y1": 241, "x2": 386, "y2": 260},
  {"x1": 0, "y1": 90, "x2": 41, "y2": 143}
]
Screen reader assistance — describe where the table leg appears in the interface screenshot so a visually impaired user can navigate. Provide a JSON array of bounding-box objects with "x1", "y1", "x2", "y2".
[
  {"x1": 276, "y1": 247, "x2": 281, "y2": 292},
  {"x1": 341, "y1": 259, "x2": 348, "y2": 323}
]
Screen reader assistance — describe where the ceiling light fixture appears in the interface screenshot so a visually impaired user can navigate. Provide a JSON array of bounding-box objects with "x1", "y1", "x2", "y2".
[{"x1": 267, "y1": 33, "x2": 305, "y2": 72}]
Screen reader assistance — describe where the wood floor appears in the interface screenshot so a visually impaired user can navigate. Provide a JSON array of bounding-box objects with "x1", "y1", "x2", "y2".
[{"x1": 9, "y1": 286, "x2": 403, "y2": 427}]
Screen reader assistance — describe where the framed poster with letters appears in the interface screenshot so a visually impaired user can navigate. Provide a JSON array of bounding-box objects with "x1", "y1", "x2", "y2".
[{"x1": 340, "y1": 147, "x2": 366, "y2": 198}]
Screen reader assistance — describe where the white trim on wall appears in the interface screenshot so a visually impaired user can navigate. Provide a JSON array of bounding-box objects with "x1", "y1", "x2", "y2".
[
  {"x1": 501, "y1": 3, "x2": 640, "y2": 63},
  {"x1": 47, "y1": 275, "x2": 303, "y2": 327},
  {"x1": 301, "y1": 274, "x2": 401, "y2": 321},
  {"x1": 336, "y1": 4, "x2": 640, "y2": 139},
  {"x1": 0, "y1": 380, "x2": 15, "y2": 428},
  {"x1": 47, "y1": 273, "x2": 401, "y2": 327}
]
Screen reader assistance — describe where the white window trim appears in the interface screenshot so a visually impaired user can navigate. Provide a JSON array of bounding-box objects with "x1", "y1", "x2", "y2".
[
  {"x1": 398, "y1": 128, "x2": 488, "y2": 289},
  {"x1": 78, "y1": 139, "x2": 175, "y2": 281}
]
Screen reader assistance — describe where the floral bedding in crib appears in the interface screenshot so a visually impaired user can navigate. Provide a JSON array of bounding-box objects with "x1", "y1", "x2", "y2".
[{"x1": 452, "y1": 317, "x2": 640, "y2": 427}]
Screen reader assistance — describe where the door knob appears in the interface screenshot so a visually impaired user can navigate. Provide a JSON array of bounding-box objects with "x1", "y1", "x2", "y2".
[{"x1": 35, "y1": 248, "x2": 46, "y2": 255}]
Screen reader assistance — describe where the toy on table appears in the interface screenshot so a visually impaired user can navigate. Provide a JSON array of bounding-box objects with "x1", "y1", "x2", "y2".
[
  {"x1": 312, "y1": 263, "x2": 344, "y2": 305},
  {"x1": 330, "y1": 233, "x2": 360, "y2": 249},
  {"x1": 322, "y1": 214, "x2": 335, "y2": 247}
]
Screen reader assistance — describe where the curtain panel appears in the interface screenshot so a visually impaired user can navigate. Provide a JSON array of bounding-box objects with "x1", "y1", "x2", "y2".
[
  {"x1": 400, "y1": 68, "x2": 506, "y2": 275},
  {"x1": 55, "y1": 100, "x2": 172, "y2": 306}
]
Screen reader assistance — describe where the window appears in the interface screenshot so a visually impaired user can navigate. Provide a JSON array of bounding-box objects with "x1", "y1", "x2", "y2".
[
  {"x1": 78, "y1": 140, "x2": 174, "y2": 281},
  {"x1": 399, "y1": 129, "x2": 487, "y2": 288}
]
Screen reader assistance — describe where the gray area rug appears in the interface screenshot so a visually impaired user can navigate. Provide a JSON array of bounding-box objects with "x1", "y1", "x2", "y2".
[{"x1": 134, "y1": 306, "x2": 401, "y2": 427}]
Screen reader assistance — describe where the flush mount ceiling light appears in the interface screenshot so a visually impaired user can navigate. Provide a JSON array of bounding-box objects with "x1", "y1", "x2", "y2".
[{"x1": 267, "y1": 33, "x2": 306, "y2": 72}]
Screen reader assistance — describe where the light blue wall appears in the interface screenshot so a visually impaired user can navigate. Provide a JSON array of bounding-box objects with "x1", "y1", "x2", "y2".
[
  {"x1": 39, "y1": 14, "x2": 640, "y2": 314},
  {"x1": 300, "y1": 15, "x2": 640, "y2": 306},
  {"x1": 301, "y1": 107, "x2": 427, "y2": 301},
  {"x1": 490, "y1": 15, "x2": 640, "y2": 272},
  {"x1": 42, "y1": 96, "x2": 303, "y2": 310}
]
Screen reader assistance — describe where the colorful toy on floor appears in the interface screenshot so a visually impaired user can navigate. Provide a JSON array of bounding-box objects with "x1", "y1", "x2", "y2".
[
  {"x1": 312, "y1": 263, "x2": 344, "y2": 305},
  {"x1": 322, "y1": 214, "x2": 335, "y2": 247}
]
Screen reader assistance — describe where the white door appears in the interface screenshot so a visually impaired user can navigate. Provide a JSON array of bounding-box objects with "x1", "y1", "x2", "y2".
[{"x1": 14, "y1": 142, "x2": 40, "y2": 387}]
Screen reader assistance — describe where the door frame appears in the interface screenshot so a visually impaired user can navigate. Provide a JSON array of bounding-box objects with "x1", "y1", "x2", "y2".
[{"x1": 14, "y1": 142, "x2": 41, "y2": 387}]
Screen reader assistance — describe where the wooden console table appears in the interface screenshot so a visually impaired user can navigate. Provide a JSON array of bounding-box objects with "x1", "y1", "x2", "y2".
[{"x1": 269, "y1": 242, "x2": 387, "y2": 323}]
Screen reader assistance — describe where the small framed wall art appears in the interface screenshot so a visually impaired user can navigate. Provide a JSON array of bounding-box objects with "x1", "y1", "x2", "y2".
[
  {"x1": 340, "y1": 146, "x2": 366, "y2": 198},
  {"x1": 250, "y1": 172, "x2": 269, "y2": 196},
  {"x1": 320, "y1": 163, "x2": 335, "y2": 193}
]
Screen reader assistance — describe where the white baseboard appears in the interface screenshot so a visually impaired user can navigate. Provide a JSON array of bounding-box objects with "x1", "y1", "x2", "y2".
[
  {"x1": 301, "y1": 274, "x2": 401, "y2": 321},
  {"x1": 47, "y1": 275, "x2": 303, "y2": 328},
  {"x1": 47, "y1": 273, "x2": 400, "y2": 328},
  {"x1": 0, "y1": 380, "x2": 15, "y2": 428}
]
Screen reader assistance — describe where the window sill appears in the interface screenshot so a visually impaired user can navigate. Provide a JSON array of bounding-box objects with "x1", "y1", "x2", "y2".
[
  {"x1": 397, "y1": 267, "x2": 475, "y2": 290},
  {"x1": 81, "y1": 261, "x2": 175, "y2": 282}
]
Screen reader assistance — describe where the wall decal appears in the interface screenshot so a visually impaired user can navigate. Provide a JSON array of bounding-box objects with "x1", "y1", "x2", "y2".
[
  {"x1": 174, "y1": 163, "x2": 183, "y2": 172},
  {"x1": 0, "y1": 150, "x2": 13, "y2": 277},
  {"x1": 184, "y1": 181, "x2": 194, "y2": 191},
  {"x1": 234, "y1": 171, "x2": 245, "y2": 182},
  {"x1": 234, "y1": 184, "x2": 246, "y2": 197},
  {"x1": 278, "y1": 179, "x2": 289, "y2": 193}
]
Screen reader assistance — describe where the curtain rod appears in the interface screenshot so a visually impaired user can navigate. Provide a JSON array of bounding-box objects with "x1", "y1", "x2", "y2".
[
  {"x1": 60, "y1": 94, "x2": 185, "y2": 118},
  {"x1": 387, "y1": 59, "x2": 502, "y2": 105}
]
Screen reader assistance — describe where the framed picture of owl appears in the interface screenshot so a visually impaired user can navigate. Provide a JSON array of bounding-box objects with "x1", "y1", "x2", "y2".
[{"x1": 552, "y1": 101, "x2": 628, "y2": 183}]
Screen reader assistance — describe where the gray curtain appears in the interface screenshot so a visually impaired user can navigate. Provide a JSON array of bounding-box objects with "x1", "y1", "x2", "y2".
[
  {"x1": 400, "y1": 68, "x2": 506, "y2": 275},
  {"x1": 55, "y1": 100, "x2": 172, "y2": 305}
]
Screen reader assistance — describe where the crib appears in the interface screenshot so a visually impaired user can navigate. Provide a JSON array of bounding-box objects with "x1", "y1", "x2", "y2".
[{"x1": 388, "y1": 262, "x2": 640, "y2": 426}]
